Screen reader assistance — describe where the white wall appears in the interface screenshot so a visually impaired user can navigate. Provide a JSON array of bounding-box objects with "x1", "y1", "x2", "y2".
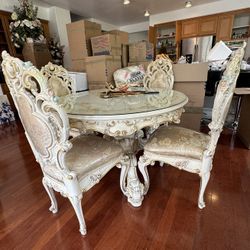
[
  {"x1": 150, "y1": 0, "x2": 250, "y2": 25},
  {"x1": 120, "y1": 21, "x2": 149, "y2": 33},
  {"x1": 49, "y1": 7, "x2": 71, "y2": 68},
  {"x1": 88, "y1": 18, "x2": 119, "y2": 31},
  {"x1": 129, "y1": 31, "x2": 148, "y2": 43}
]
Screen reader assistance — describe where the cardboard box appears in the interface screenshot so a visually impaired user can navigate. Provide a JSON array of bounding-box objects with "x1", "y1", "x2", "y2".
[
  {"x1": 91, "y1": 34, "x2": 121, "y2": 56},
  {"x1": 104, "y1": 30, "x2": 129, "y2": 44},
  {"x1": 122, "y1": 44, "x2": 129, "y2": 67},
  {"x1": 66, "y1": 20, "x2": 102, "y2": 60},
  {"x1": 173, "y1": 63, "x2": 208, "y2": 108},
  {"x1": 128, "y1": 60, "x2": 152, "y2": 71},
  {"x1": 238, "y1": 94, "x2": 250, "y2": 149},
  {"x1": 177, "y1": 107, "x2": 203, "y2": 132},
  {"x1": 173, "y1": 63, "x2": 208, "y2": 82},
  {"x1": 22, "y1": 42, "x2": 52, "y2": 69},
  {"x1": 71, "y1": 59, "x2": 86, "y2": 72},
  {"x1": 85, "y1": 55, "x2": 121, "y2": 90},
  {"x1": 129, "y1": 41, "x2": 154, "y2": 62}
]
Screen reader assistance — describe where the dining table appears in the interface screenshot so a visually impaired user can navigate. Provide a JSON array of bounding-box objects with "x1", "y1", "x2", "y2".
[{"x1": 58, "y1": 89, "x2": 188, "y2": 207}]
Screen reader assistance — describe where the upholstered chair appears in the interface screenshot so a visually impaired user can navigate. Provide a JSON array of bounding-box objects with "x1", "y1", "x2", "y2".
[
  {"x1": 143, "y1": 56, "x2": 174, "y2": 92},
  {"x1": 142, "y1": 56, "x2": 175, "y2": 140},
  {"x1": 138, "y1": 44, "x2": 246, "y2": 209},
  {"x1": 1, "y1": 51, "x2": 126, "y2": 235},
  {"x1": 41, "y1": 62, "x2": 82, "y2": 137},
  {"x1": 41, "y1": 62, "x2": 74, "y2": 96}
]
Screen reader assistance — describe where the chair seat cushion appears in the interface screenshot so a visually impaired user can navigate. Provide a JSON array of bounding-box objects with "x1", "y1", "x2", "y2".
[
  {"x1": 145, "y1": 126, "x2": 210, "y2": 160},
  {"x1": 65, "y1": 135, "x2": 123, "y2": 178}
]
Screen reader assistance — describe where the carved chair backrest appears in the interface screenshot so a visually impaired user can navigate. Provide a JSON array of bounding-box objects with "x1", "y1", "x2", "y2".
[
  {"x1": 41, "y1": 62, "x2": 73, "y2": 97},
  {"x1": 207, "y1": 43, "x2": 246, "y2": 154},
  {"x1": 1, "y1": 51, "x2": 71, "y2": 176},
  {"x1": 143, "y1": 57, "x2": 174, "y2": 92}
]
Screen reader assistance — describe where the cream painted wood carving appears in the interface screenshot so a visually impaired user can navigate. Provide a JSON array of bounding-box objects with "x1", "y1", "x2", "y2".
[
  {"x1": 139, "y1": 43, "x2": 246, "y2": 209},
  {"x1": 143, "y1": 57, "x2": 174, "y2": 92},
  {"x1": 41, "y1": 62, "x2": 74, "y2": 96},
  {"x1": 1, "y1": 51, "x2": 126, "y2": 235},
  {"x1": 58, "y1": 89, "x2": 188, "y2": 207},
  {"x1": 41, "y1": 62, "x2": 82, "y2": 137}
]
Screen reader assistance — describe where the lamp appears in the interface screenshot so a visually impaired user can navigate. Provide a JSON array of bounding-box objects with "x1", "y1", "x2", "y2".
[
  {"x1": 185, "y1": 1, "x2": 192, "y2": 8},
  {"x1": 123, "y1": 0, "x2": 130, "y2": 5},
  {"x1": 144, "y1": 10, "x2": 150, "y2": 17}
]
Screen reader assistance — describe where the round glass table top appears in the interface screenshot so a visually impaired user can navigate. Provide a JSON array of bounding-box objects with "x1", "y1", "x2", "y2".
[{"x1": 59, "y1": 89, "x2": 188, "y2": 117}]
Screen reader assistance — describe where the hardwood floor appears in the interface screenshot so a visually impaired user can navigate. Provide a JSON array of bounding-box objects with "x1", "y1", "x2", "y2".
[{"x1": 0, "y1": 121, "x2": 250, "y2": 249}]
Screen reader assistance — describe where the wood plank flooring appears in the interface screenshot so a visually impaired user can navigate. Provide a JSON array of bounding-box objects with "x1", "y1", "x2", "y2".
[{"x1": 0, "y1": 121, "x2": 250, "y2": 249}]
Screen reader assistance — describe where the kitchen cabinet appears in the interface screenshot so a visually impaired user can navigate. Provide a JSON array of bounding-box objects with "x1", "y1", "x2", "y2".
[
  {"x1": 231, "y1": 12, "x2": 250, "y2": 40},
  {"x1": 155, "y1": 22, "x2": 179, "y2": 61},
  {"x1": 199, "y1": 16, "x2": 218, "y2": 35},
  {"x1": 181, "y1": 19, "x2": 199, "y2": 38},
  {"x1": 182, "y1": 16, "x2": 217, "y2": 38},
  {"x1": 148, "y1": 26, "x2": 156, "y2": 44},
  {"x1": 0, "y1": 11, "x2": 16, "y2": 57},
  {"x1": 216, "y1": 14, "x2": 234, "y2": 41}
]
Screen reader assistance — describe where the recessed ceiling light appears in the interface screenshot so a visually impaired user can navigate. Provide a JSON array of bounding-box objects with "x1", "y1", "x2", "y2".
[
  {"x1": 144, "y1": 10, "x2": 150, "y2": 17},
  {"x1": 123, "y1": 0, "x2": 130, "y2": 5},
  {"x1": 185, "y1": 1, "x2": 192, "y2": 8}
]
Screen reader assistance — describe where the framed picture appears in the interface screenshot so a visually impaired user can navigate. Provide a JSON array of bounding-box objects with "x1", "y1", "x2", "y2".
[{"x1": 0, "y1": 95, "x2": 15, "y2": 124}]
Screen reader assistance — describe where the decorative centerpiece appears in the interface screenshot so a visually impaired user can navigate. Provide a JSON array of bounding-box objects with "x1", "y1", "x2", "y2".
[{"x1": 9, "y1": 0, "x2": 45, "y2": 48}]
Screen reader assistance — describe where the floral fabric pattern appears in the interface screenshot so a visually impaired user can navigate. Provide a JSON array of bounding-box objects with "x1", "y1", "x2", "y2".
[{"x1": 145, "y1": 126, "x2": 210, "y2": 160}]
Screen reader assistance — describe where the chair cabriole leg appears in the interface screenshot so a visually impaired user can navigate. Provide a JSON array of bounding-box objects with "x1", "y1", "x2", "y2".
[
  {"x1": 42, "y1": 178, "x2": 58, "y2": 213},
  {"x1": 198, "y1": 171, "x2": 211, "y2": 209},
  {"x1": 69, "y1": 195, "x2": 87, "y2": 235}
]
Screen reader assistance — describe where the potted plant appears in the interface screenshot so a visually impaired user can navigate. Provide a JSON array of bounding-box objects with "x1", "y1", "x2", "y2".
[{"x1": 9, "y1": 0, "x2": 51, "y2": 68}]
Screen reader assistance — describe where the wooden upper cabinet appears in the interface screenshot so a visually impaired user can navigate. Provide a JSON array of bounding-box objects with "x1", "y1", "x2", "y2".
[
  {"x1": 181, "y1": 19, "x2": 199, "y2": 38},
  {"x1": 40, "y1": 19, "x2": 50, "y2": 41},
  {"x1": 216, "y1": 14, "x2": 234, "y2": 41},
  {"x1": 148, "y1": 26, "x2": 156, "y2": 44},
  {"x1": 198, "y1": 16, "x2": 218, "y2": 35}
]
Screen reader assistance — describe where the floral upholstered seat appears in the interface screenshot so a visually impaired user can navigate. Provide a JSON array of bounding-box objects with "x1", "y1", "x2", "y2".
[
  {"x1": 1, "y1": 51, "x2": 126, "y2": 235},
  {"x1": 139, "y1": 43, "x2": 246, "y2": 209},
  {"x1": 145, "y1": 126, "x2": 210, "y2": 160}
]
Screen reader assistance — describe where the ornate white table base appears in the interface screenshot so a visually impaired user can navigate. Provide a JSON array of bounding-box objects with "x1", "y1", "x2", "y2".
[
  {"x1": 69, "y1": 108, "x2": 185, "y2": 207},
  {"x1": 60, "y1": 90, "x2": 188, "y2": 207}
]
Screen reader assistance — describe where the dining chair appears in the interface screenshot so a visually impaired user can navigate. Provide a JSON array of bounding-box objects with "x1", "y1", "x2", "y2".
[
  {"x1": 142, "y1": 56, "x2": 175, "y2": 141},
  {"x1": 143, "y1": 55, "x2": 174, "y2": 91},
  {"x1": 41, "y1": 62, "x2": 74, "y2": 96},
  {"x1": 41, "y1": 62, "x2": 82, "y2": 137},
  {"x1": 138, "y1": 43, "x2": 246, "y2": 209},
  {"x1": 1, "y1": 51, "x2": 126, "y2": 235}
]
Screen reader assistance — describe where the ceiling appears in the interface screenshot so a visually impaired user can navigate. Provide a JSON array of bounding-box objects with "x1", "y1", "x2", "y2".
[{"x1": 39, "y1": 0, "x2": 223, "y2": 26}]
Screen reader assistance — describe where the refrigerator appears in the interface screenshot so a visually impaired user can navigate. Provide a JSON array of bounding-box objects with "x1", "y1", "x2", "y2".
[{"x1": 181, "y1": 36, "x2": 215, "y2": 63}]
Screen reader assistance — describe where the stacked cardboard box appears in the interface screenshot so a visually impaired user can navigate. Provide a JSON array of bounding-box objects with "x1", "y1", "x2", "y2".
[
  {"x1": 67, "y1": 20, "x2": 102, "y2": 71},
  {"x1": 91, "y1": 34, "x2": 121, "y2": 56},
  {"x1": 67, "y1": 21, "x2": 130, "y2": 89},
  {"x1": 87, "y1": 31, "x2": 129, "y2": 89},
  {"x1": 121, "y1": 44, "x2": 129, "y2": 68},
  {"x1": 104, "y1": 30, "x2": 129, "y2": 67},
  {"x1": 173, "y1": 63, "x2": 208, "y2": 131},
  {"x1": 103, "y1": 30, "x2": 129, "y2": 44},
  {"x1": 128, "y1": 41, "x2": 154, "y2": 71},
  {"x1": 22, "y1": 42, "x2": 52, "y2": 69},
  {"x1": 85, "y1": 55, "x2": 121, "y2": 90}
]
